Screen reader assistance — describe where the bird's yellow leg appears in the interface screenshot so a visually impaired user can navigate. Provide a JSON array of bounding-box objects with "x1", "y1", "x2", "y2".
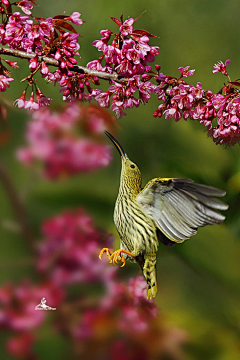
[{"x1": 109, "y1": 249, "x2": 135, "y2": 267}]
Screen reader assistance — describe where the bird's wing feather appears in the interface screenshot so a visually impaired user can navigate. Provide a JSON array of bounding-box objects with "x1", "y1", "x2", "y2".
[{"x1": 136, "y1": 178, "x2": 228, "y2": 243}]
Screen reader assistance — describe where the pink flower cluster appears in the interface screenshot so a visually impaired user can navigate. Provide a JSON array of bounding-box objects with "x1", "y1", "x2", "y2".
[
  {"x1": 73, "y1": 275, "x2": 187, "y2": 360},
  {"x1": 1, "y1": 2, "x2": 239, "y2": 146},
  {"x1": 1, "y1": 6, "x2": 160, "y2": 115},
  {"x1": 88, "y1": 18, "x2": 159, "y2": 77},
  {"x1": 36, "y1": 209, "x2": 116, "y2": 285},
  {"x1": 17, "y1": 103, "x2": 113, "y2": 178},
  {"x1": 88, "y1": 15, "x2": 158, "y2": 118},
  {"x1": 0, "y1": 197, "x2": 188, "y2": 360},
  {"x1": 208, "y1": 91, "x2": 240, "y2": 145},
  {"x1": 0, "y1": 57, "x2": 16, "y2": 92},
  {"x1": 0, "y1": 280, "x2": 64, "y2": 358},
  {"x1": 14, "y1": 89, "x2": 51, "y2": 111},
  {"x1": 102, "y1": 276, "x2": 157, "y2": 332},
  {"x1": 0, "y1": 207, "x2": 117, "y2": 359},
  {"x1": 76, "y1": 276, "x2": 157, "y2": 339},
  {"x1": 0, "y1": 206, "x2": 178, "y2": 359},
  {"x1": 153, "y1": 62, "x2": 240, "y2": 145},
  {"x1": 4, "y1": 12, "x2": 54, "y2": 53},
  {"x1": 0, "y1": 207, "x2": 114, "y2": 359},
  {"x1": 0, "y1": 281, "x2": 64, "y2": 331},
  {"x1": 0, "y1": 74, "x2": 14, "y2": 91},
  {"x1": 154, "y1": 67, "x2": 205, "y2": 121},
  {"x1": 0, "y1": 1, "x2": 84, "y2": 108}
]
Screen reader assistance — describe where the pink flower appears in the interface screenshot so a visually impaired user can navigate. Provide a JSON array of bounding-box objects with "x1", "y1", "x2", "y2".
[
  {"x1": 191, "y1": 82, "x2": 204, "y2": 99},
  {"x1": 178, "y1": 66, "x2": 195, "y2": 78},
  {"x1": 21, "y1": 36, "x2": 34, "y2": 53},
  {"x1": 138, "y1": 80, "x2": 156, "y2": 102},
  {"x1": 136, "y1": 36, "x2": 151, "y2": 56},
  {"x1": 24, "y1": 91, "x2": 39, "y2": 111},
  {"x1": 55, "y1": 48, "x2": 61, "y2": 60},
  {"x1": 39, "y1": 18, "x2": 54, "y2": 38},
  {"x1": 14, "y1": 90, "x2": 26, "y2": 109},
  {"x1": 87, "y1": 59, "x2": 104, "y2": 71},
  {"x1": 120, "y1": 18, "x2": 134, "y2": 36},
  {"x1": 40, "y1": 61, "x2": 49, "y2": 75},
  {"x1": 213, "y1": 59, "x2": 231, "y2": 75},
  {"x1": 164, "y1": 105, "x2": 182, "y2": 121},
  {"x1": 115, "y1": 58, "x2": 133, "y2": 75},
  {"x1": 45, "y1": 69, "x2": 62, "y2": 85},
  {"x1": 36, "y1": 209, "x2": 116, "y2": 284},
  {"x1": 183, "y1": 108, "x2": 195, "y2": 120},
  {"x1": 69, "y1": 12, "x2": 83, "y2": 26},
  {"x1": 92, "y1": 90, "x2": 110, "y2": 107},
  {"x1": 8, "y1": 12, "x2": 29, "y2": 23},
  {"x1": 104, "y1": 45, "x2": 121, "y2": 64},
  {"x1": 100, "y1": 29, "x2": 112, "y2": 40},
  {"x1": 38, "y1": 95, "x2": 52, "y2": 107},
  {"x1": 2, "y1": 59, "x2": 18, "y2": 68},
  {"x1": 0, "y1": 75, "x2": 14, "y2": 92},
  {"x1": 126, "y1": 48, "x2": 141, "y2": 64},
  {"x1": 17, "y1": 1, "x2": 33, "y2": 15},
  {"x1": 171, "y1": 84, "x2": 194, "y2": 109},
  {"x1": 92, "y1": 39, "x2": 107, "y2": 52},
  {"x1": 36, "y1": 88, "x2": 52, "y2": 107},
  {"x1": 61, "y1": 32, "x2": 80, "y2": 53},
  {"x1": 29, "y1": 55, "x2": 38, "y2": 71},
  {"x1": 111, "y1": 101, "x2": 126, "y2": 119}
]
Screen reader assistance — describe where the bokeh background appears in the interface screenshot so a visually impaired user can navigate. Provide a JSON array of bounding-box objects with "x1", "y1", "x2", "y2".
[{"x1": 1, "y1": 0, "x2": 240, "y2": 359}]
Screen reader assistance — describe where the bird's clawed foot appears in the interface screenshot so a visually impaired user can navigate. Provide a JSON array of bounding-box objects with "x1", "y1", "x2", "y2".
[
  {"x1": 109, "y1": 249, "x2": 133, "y2": 267},
  {"x1": 99, "y1": 248, "x2": 135, "y2": 267},
  {"x1": 99, "y1": 247, "x2": 113, "y2": 261}
]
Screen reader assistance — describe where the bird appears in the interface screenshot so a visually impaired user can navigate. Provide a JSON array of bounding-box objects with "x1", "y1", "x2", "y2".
[{"x1": 99, "y1": 131, "x2": 229, "y2": 299}]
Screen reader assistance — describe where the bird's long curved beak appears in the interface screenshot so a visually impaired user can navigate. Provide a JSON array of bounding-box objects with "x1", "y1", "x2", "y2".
[{"x1": 104, "y1": 131, "x2": 127, "y2": 160}]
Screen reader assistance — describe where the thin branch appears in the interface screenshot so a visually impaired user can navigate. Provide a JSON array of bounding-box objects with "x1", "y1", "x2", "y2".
[
  {"x1": 0, "y1": 159, "x2": 34, "y2": 247},
  {"x1": 0, "y1": 46, "x2": 129, "y2": 82}
]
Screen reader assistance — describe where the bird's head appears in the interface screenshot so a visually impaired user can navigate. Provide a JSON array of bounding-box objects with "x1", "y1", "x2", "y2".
[{"x1": 105, "y1": 131, "x2": 142, "y2": 187}]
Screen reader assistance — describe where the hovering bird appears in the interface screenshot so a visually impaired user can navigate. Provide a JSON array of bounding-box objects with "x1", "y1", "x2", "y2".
[{"x1": 99, "y1": 131, "x2": 228, "y2": 299}]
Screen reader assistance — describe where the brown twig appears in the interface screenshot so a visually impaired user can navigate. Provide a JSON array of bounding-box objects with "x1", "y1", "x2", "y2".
[
  {"x1": 0, "y1": 46, "x2": 129, "y2": 82},
  {"x1": 0, "y1": 159, "x2": 34, "y2": 248}
]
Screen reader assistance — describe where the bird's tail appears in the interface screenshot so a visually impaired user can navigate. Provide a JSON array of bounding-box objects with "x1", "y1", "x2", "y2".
[{"x1": 142, "y1": 254, "x2": 157, "y2": 299}]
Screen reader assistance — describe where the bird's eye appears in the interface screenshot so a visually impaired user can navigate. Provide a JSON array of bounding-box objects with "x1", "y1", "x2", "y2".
[{"x1": 130, "y1": 164, "x2": 135, "y2": 169}]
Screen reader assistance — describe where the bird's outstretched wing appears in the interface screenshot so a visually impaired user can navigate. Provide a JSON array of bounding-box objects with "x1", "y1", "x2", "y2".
[{"x1": 136, "y1": 178, "x2": 229, "y2": 243}]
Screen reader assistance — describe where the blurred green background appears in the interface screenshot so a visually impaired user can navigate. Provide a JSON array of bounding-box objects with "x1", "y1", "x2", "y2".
[{"x1": 1, "y1": 0, "x2": 240, "y2": 359}]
